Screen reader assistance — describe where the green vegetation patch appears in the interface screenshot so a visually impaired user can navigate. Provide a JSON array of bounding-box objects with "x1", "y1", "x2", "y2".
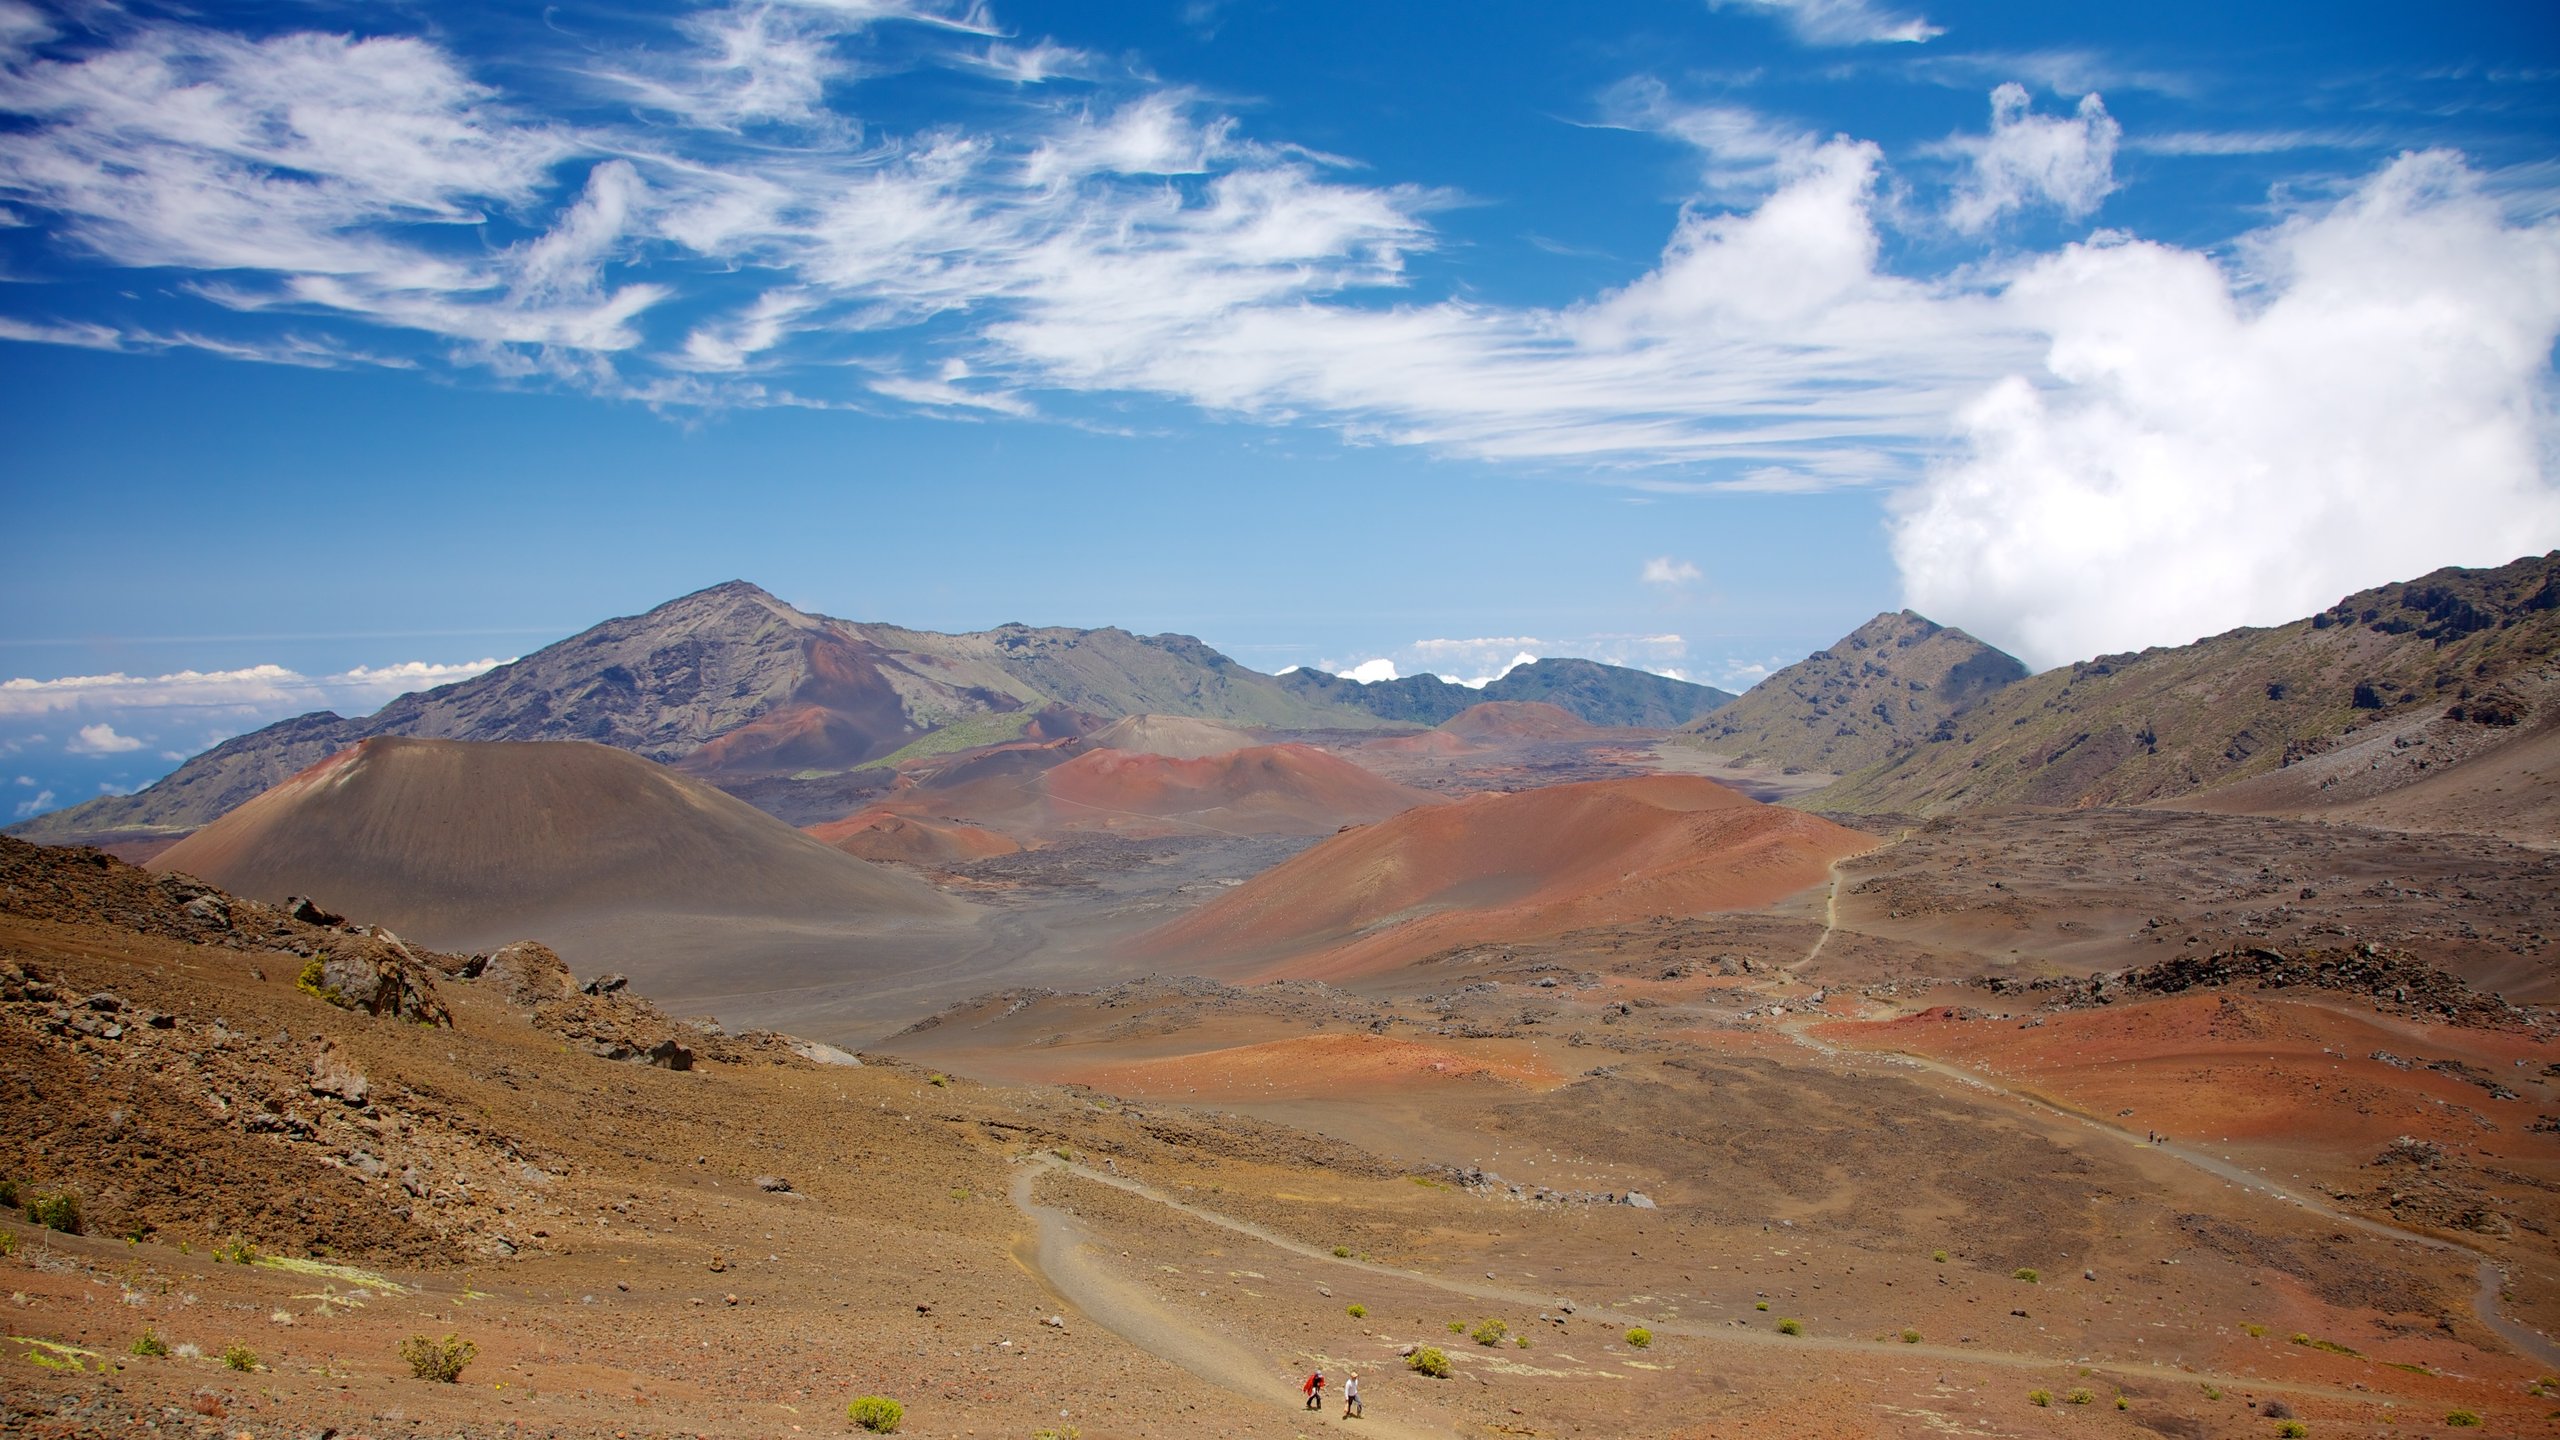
[
  {"x1": 847, "y1": 1395, "x2": 905, "y2": 1432},
  {"x1": 857, "y1": 713, "x2": 1035, "y2": 770}
]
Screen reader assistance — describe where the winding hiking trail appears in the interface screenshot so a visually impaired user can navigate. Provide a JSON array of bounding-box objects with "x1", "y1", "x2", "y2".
[
  {"x1": 1006, "y1": 1154, "x2": 2381, "y2": 1410},
  {"x1": 1775, "y1": 1015, "x2": 2560, "y2": 1371},
  {"x1": 1008, "y1": 1164, "x2": 1457, "y2": 1438}
]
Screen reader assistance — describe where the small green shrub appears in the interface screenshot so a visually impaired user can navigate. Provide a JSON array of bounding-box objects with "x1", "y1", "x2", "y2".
[
  {"x1": 2290, "y1": 1333, "x2": 2360, "y2": 1357},
  {"x1": 2115, "y1": 1395, "x2": 2129, "y2": 1411},
  {"x1": 399, "y1": 1333, "x2": 477, "y2": 1383},
  {"x1": 2028, "y1": 1389, "x2": 2052, "y2": 1407},
  {"x1": 212, "y1": 1235, "x2": 258, "y2": 1265},
  {"x1": 1513, "y1": 1335, "x2": 1530, "y2": 1349},
  {"x1": 26, "y1": 1190, "x2": 81, "y2": 1234},
  {"x1": 1332, "y1": 1245, "x2": 1353, "y2": 1258},
  {"x1": 296, "y1": 957, "x2": 344, "y2": 1007},
  {"x1": 1624, "y1": 1326, "x2": 1652, "y2": 1349},
  {"x1": 1931, "y1": 1249, "x2": 1948, "y2": 1263},
  {"x1": 2444, "y1": 1412, "x2": 2481, "y2": 1429},
  {"x1": 846, "y1": 1395, "x2": 904, "y2": 1433},
  {"x1": 2012, "y1": 1267, "x2": 2039, "y2": 1283},
  {"x1": 0, "y1": 1179, "x2": 16, "y2": 1206},
  {"x1": 130, "y1": 1330, "x2": 170, "y2": 1358},
  {"x1": 1776, "y1": 1318, "x2": 1803, "y2": 1336},
  {"x1": 2278, "y1": 1423, "x2": 2308, "y2": 1438},
  {"x1": 1032, "y1": 1429, "x2": 1081, "y2": 1440},
  {"x1": 0, "y1": 1230, "x2": 15, "y2": 1257},
  {"x1": 925, "y1": 1073, "x2": 948, "y2": 1087},
  {"x1": 1753, "y1": 1300, "x2": 1769, "y2": 1311},
  {"x1": 1446, "y1": 1319, "x2": 1464, "y2": 1333},
  {"x1": 1407, "y1": 1346, "x2": 1450, "y2": 1378},
  {"x1": 222, "y1": 1344, "x2": 258, "y2": 1373},
  {"x1": 2242, "y1": 1322, "x2": 2267, "y2": 1337},
  {"x1": 1346, "y1": 1303, "x2": 1366, "y2": 1318},
  {"x1": 1900, "y1": 1328, "x2": 1921, "y2": 1343},
  {"x1": 2202, "y1": 1384, "x2": 2222, "y2": 1401},
  {"x1": 1470, "y1": 1318, "x2": 1509, "y2": 1346},
  {"x1": 2065, "y1": 1387, "x2": 2094, "y2": 1405}
]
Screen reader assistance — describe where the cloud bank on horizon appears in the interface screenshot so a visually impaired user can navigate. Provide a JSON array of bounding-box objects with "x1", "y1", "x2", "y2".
[
  {"x1": 1, "y1": 1, "x2": 2556, "y2": 673},
  {"x1": 0, "y1": 659, "x2": 509, "y2": 816}
]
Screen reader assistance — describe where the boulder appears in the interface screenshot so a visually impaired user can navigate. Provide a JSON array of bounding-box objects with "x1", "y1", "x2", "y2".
[
  {"x1": 284, "y1": 895, "x2": 346, "y2": 927},
  {"x1": 309, "y1": 1040, "x2": 370, "y2": 1105},
  {"x1": 482, "y1": 941, "x2": 579, "y2": 1006},
  {"x1": 313, "y1": 950, "x2": 453, "y2": 1028}
]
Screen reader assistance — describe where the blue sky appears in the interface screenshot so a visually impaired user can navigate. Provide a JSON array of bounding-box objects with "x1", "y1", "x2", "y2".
[{"x1": 4, "y1": 0, "x2": 2558, "y2": 817}]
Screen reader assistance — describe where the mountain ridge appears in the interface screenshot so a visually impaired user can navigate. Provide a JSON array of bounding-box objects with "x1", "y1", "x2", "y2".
[
  {"x1": 1812, "y1": 552, "x2": 2560, "y2": 820},
  {"x1": 12, "y1": 582, "x2": 1725, "y2": 845},
  {"x1": 1277, "y1": 655, "x2": 1733, "y2": 727}
]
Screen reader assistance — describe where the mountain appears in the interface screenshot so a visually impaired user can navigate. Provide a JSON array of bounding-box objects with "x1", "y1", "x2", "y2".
[
  {"x1": 1138, "y1": 773, "x2": 1869, "y2": 981},
  {"x1": 12, "y1": 582, "x2": 1380, "y2": 845},
  {"x1": 1438, "y1": 700, "x2": 1602, "y2": 741},
  {"x1": 151, "y1": 737, "x2": 971, "y2": 990},
  {"x1": 1813, "y1": 552, "x2": 2560, "y2": 819},
  {"x1": 1675, "y1": 611, "x2": 2026, "y2": 775},
  {"x1": 833, "y1": 739, "x2": 1443, "y2": 843},
  {"x1": 1083, "y1": 713, "x2": 1261, "y2": 759},
  {"x1": 1277, "y1": 657, "x2": 1733, "y2": 728}
]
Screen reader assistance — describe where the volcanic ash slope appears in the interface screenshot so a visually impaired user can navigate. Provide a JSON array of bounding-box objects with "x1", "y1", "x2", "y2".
[
  {"x1": 1140, "y1": 772, "x2": 1872, "y2": 980},
  {"x1": 152, "y1": 737, "x2": 974, "y2": 980}
]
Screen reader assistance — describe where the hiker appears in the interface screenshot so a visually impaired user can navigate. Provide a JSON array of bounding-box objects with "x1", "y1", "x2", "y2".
[
  {"x1": 1303, "y1": 1368, "x2": 1326, "y2": 1409},
  {"x1": 1343, "y1": 1372, "x2": 1362, "y2": 1419}
]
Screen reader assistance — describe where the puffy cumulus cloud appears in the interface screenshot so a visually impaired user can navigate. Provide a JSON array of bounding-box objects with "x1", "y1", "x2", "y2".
[
  {"x1": 1943, "y1": 83, "x2": 2120, "y2": 233},
  {"x1": 1642, "y1": 556, "x2": 1704, "y2": 587},
  {"x1": 1894, "y1": 150, "x2": 2560, "y2": 670},
  {"x1": 1713, "y1": 0, "x2": 1941, "y2": 47},
  {"x1": 1334, "y1": 658, "x2": 1401, "y2": 683},
  {"x1": 66, "y1": 722, "x2": 143, "y2": 754}
]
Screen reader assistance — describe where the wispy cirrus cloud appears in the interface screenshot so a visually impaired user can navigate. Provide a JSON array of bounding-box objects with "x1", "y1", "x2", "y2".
[{"x1": 1712, "y1": 0, "x2": 1941, "y2": 47}]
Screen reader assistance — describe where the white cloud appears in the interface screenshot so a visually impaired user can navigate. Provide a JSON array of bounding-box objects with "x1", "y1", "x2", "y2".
[
  {"x1": 1944, "y1": 83, "x2": 2119, "y2": 233},
  {"x1": 0, "y1": 658, "x2": 508, "y2": 718},
  {"x1": 67, "y1": 722, "x2": 144, "y2": 754},
  {"x1": 1641, "y1": 556, "x2": 1704, "y2": 587},
  {"x1": 1335, "y1": 658, "x2": 1400, "y2": 683},
  {"x1": 1894, "y1": 149, "x2": 2560, "y2": 670},
  {"x1": 1443, "y1": 651, "x2": 1540, "y2": 689},
  {"x1": 12, "y1": 788, "x2": 53, "y2": 819},
  {"x1": 1714, "y1": 0, "x2": 1942, "y2": 46}
]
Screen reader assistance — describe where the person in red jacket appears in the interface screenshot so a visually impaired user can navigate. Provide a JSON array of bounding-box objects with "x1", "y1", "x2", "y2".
[{"x1": 1303, "y1": 1368, "x2": 1326, "y2": 1409}]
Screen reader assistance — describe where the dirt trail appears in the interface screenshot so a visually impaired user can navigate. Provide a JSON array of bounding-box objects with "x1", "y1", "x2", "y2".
[
  {"x1": 1008, "y1": 1164, "x2": 1457, "y2": 1438},
  {"x1": 1785, "y1": 1017, "x2": 2560, "y2": 1370},
  {"x1": 1006, "y1": 1155, "x2": 2373, "y2": 1403}
]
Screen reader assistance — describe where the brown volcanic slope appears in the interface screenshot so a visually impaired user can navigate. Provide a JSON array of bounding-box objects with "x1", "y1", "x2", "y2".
[
  {"x1": 2168, "y1": 675, "x2": 2560, "y2": 848},
  {"x1": 1439, "y1": 699, "x2": 1603, "y2": 741},
  {"x1": 1141, "y1": 773, "x2": 1871, "y2": 980},
  {"x1": 1677, "y1": 610, "x2": 2026, "y2": 774},
  {"x1": 806, "y1": 811, "x2": 1024, "y2": 865},
  {"x1": 152, "y1": 737, "x2": 970, "y2": 976},
  {"x1": 849, "y1": 740, "x2": 1441, "y2": 841},
  {"x1": 1816, "y1": 551, "x2": 2560, "y2": 817}
]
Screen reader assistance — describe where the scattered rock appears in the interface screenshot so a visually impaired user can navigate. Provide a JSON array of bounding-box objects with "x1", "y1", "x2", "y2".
[
  {"x1": 307, "y1": 1041, "x2": 370, "y2": 1105},
  {"x1": 755, "y1": 1175, "x2": 793, "y2": 1193},
  {"x1": 283, "y1": 896, "x2": 345, "y2": 927}
]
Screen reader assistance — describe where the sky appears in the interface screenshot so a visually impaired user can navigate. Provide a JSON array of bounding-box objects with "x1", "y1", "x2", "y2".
[{"x1": 3, "y1": 0, "x2": 2558, "y2": 818}]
